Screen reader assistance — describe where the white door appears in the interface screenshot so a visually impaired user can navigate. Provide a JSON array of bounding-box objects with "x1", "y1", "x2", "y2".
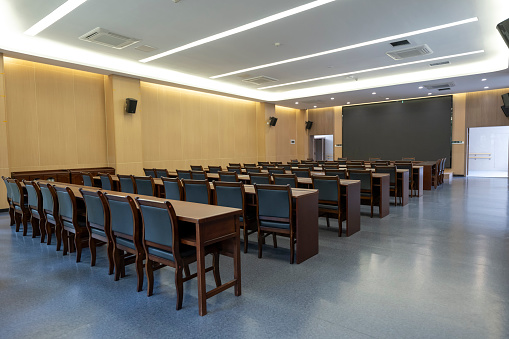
[{"x1": 468, "y1": 126, "x2": 509, "y2": 177}]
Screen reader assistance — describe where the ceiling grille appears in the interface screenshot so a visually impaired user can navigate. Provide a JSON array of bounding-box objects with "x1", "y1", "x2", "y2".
[
  {"x1": 79, "y1": 27, "x2": 139, "y2": 49},
  {"x1": 242, "y1": 76, "x2": 278, "y2": 86},
  {"x1": 386, "y1": 44, "x2": 433, "y2": 60}
]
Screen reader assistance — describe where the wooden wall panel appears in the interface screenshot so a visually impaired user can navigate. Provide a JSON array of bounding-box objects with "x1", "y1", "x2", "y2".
[
  {"x1": 465, "y1": 88, "x2": 509, "y2": 128},
  {"x1": 296, "y1": 109, "x2": 309, "y2": 161},
  {"x1": 333, "y1": 106, "x2": 343, "y2": 159},
  {"x1": 307, "y1": 107, "x2": 335, "y2": 136},
  {"x1": 3, "y1": 58, "x2": 107, "y2": 173},
  {"x1": 0, "y1": 55, "x2": 10, "y2": 209},
  {"x1": 275, "y1": 106, "x2": 298, "y2": 163},
  {"x1": 452, "y1": 94, "x2": 466, "y2": 175}
]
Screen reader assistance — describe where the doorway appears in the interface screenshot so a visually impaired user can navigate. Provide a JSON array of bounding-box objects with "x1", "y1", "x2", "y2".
[
  {"x1": 312, "y1": 135, "x2": 334, "y2": 161},
  {"x1": 468, "y1": 126, "x2": 509, "y2": 178}
]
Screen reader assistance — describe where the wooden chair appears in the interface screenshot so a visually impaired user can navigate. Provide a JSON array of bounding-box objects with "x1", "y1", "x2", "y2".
[
  {"x1": 229, "y1": 163, "x2": 241, "y2": 167},
  {"x1": 190, "y1": 165, "x2": 204, "y2": 171},
  {"x1": 324, "y1": 168, "x2": 347, "y2": 179},
  {"x1": 322, "y1": 163, "x2": 339, "y2": 169},
  {"x1": 98, "y1": 172, "x2": 115, "y2": 191},
  {"x1": 190, "y1": 171, "x2": 207, "y2": 180},
  {"x1": 104, "y1": 193, "x2": 145, "y2": 291},
  {"x1": 245, "y1": 167, "x2": 261, "y2": 174},
  {"x1": 281, "y1": 164, "x2": 292, "y2": 170},
  {"x1": 268, "y1": 167, "x2": 285, "y2": 175},
  {"x1": 289, "y1": 159, "x2": 299, "y2": 163},
  {"x1": 23, "y1": 180, "x2": 45, "y2": 240},
  {"x1": 431, "y1": 159, "x2": 441, "y2": 189},
  {"x1": 55, "y1": 186, "x2": 89, "y2": 261},
  {"x1": 118, "y1": 174, "x2": 136, "y2": 194},
  {"x1": 297, "y1": 164, "x2": 314, "y2": 170},
  {"x1": 182, "y1": 179, "x2": 212, "y2": 204},
  {"x1": 312, "y1": 175, "x2": 344, "y2": 236},
  {"x1": 402, "y1": 157, "x2": 415, "y2": 161},
  {"x1": 249, "y1": 172, "x2": 271, "y2": 185},
  {"x1": 80, "y1": 189, "x2": 113, "y2": 274},
  {"x1": 40, "y1": 183, "x2": 62, "y2": 249},
  {"x1": 254, "y1": 184, "x2": 295, "y2": 264},
  {"x1": 226, "y1": 166, "x2": 242, "y2": 174},
  {"x1": 337, "y1": 159, "x2": 347, "y2": 166},
  {"x1": 270, "y1": 161, "x2": 282, "y2": 166},
  {"x1": 273, "y1": 174, "x2": 298, "y2": 188},
  {"x1": 375, "y1": 166, "x2": 399, "y2": 205},
  {"x1": 2, "y1": 176, "x2": 15, "y2": 226},
  {"x1": 7, "y1": 178, "x2": 29, "y2": 236},
  {"x1": 218, "y1": 171, "x2": 239, "y2": 182},
  {"x1": 257, "y1": 162, "x2": 270, "y2": 166},
  {"x1": 244, "y1": 163, "x2": 257, "y2": 168},
  {"x1": 161, "y1": 177, "x2": 183, "y2": 200},
  {"x1": 134, "y1": 176, "x2": 156, "y2": 196},
  {"x1": 291, "y1": 168, "x2": 311, "y2": 178},
  {"x1": 396, "y1": 163, "x2": 415, "y2": 197},
  {"x1": 136, "y1": 198, "x2": 221, "y2": 309},
  {"x1": 372, "y1": 161, "x2": 391, "y2": 167},
  {"x1": 346, "y1": 164, "x2": 366, "y2": 170},
  {"x1": 81, "y1": 172, "x2": 95, "y2": 187},
  {"x1": 348, "y1": 170, "x2": 375, "y2": 217},
  {"x1": 207, "y1": 166, "x2": 222, "y2": 173},
  {"x1": 154, "y1": 168, "x2": 170, "y2": 178},
  {"x1": 213, "y1": 181, "x2": 256, "y2": 253},
  {"x1": 369, "y1": 157, "x2": 381, "y2": 161},
  {"x1": 143, "y1": 168, "x2": 156, "y2": 178},
  {"x1": 439, "y1": 158, "x2": 446, "y2": 185},
  {"x1": 176, "y1": 170, "x2": 192, "y2": 180}
]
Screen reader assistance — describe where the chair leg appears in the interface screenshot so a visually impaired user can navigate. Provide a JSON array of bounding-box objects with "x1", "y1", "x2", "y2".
[
  {"x1": 113, "y1": 248, "x2": 122, "y2": 281},
  {"x1": 338, "y1": 219, "x2": 342, "y2": 237},
  {"x1": 46, "y1": 221, "x2": 52, "y2": 245},
  {"x1": 62, "y1": 229, "x2": 69, "y2": 256},
  {"x1": 15, "y1": 213, "x2": 20, "y2": 232},
  {"x1": 22, "y1": 213, "x2": 28, "y2": 236},
  {"x1": 146, "y1": 258, "x2": 154, "y2": 297},
  {"x1": 90, "y1": 237, "x2": 96, "y2": 267},
  {"x1": 212, "y1": 252, "x2": 222, "y2": 288},
  {"x1": 175, "y1": 267, "x2": 184, "y2": 310},
  {"x1": 272, "y1": 233, "x2": 277, "y2": 248},
  {"x1": 183, "y1": 264, "x2": 191, "y2": 278},
  {"x1": 326, "y1": 215, "x2": 330, "y2": 227},
  {"x1": 107, "y1": 241, "x2": 114, "y2": 275},
  {"x1": 243, "y1": 226, "x2": 248, "y2": 253},
  {"x1": 9, "y1": 207, "x2": 15, "y2": 226},
  {"x1": 135, "y1": 254, "x2": 144, "y2": 292},
  {"x1": 39, "y1": 217, "x2": 46, "y2": 243},
  {"x1": 75, "y1": 233, "x2": 82, "y2": 263},
  {"x1": 370, "y1": 199, "x2": 374, "y2": 218},
  {"x1": 30, "y1": 216, "x2": 37, "y2": 238},
  {"x1": 258, "y1": 230, "x2": 263, "y2": 258},
  {"x1": 55, "y1": 223, "x2": 62, "y2": 251},
  {"x1": 290, "y1": 235, "x2": 295, "y2": 264}
]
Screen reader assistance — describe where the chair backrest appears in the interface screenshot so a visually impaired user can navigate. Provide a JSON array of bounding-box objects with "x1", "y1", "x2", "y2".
[
  {"x1": 346, "y1": 165, "x2": 365, "y2": 170},
  {"x1": 249, "y1": 173, "x2": 271, "y2": 185},
  {"x1": 54, "y1": 186, "x2": 77, "y2": 225},
  {"x1": 375, "y1": 166, "x2": 397, "y2": 185},
  {"x1": 213, "y1": 181, "x2": 245, "y2": 212},
  {"x1": 337, "y1": 159, "x2": 347, "y2": 166},
  {"x1": 268, "y1": 167, "x2": 286, "y2": 175},
  {"x1": 226, "y1": 166, "x2": 242, "y2": 174},
  {"x1": 270, "y1": 161, "x2": 282, "y2": 165},
  {"x1": 190, "y1": 171, "x2": 207, "y2": 180},
  {"x1": 297, "y1": 164, "x2": 314, "y2": 170},
  {"x1": 80, "y1": 189, "x2": 109, "y2": 232},
  {"x1": 245, "y1": 167, "x2": 261, "y2": 174},
  {"x1": 154, "y1": 168, "x2": 169, "y2": 178},
  {"x1": 176, "y1": 170, "x2": 192, "y2": 180},
  {"x1": 2, "y1": 176, "x2": 12, "y2": 203},
  {"x1": 208, "y1": 166, "x2": 222, "y2": 173},
  {"x1": 7, "y1": 178, "x2": 23, "y2": 207},
  {"x1": 273, "y1": 174, "x2": 298, "y2": 188},
  {"x1": 137, "y1": 198, "x2": 180, "y2": 261},
  {"x1": 229, "y1": 163, "x2": 241, "y2": 167},
  {"x1": 81, "y1": 172, "x2": 94, "y2": 187},
  {"x1": 244, "y1": 163, "x2": 257, "y2": 168},
  {"x1": 143, "y1": 168, "x2": 155, "y2": 178},
  {"x1": 281, "y1": 164, "x2": 292, "y2": 170},
  {"x1": 255, "y1": 184, "x2": 292, "y2": 227},
  {"x1": 372, "y1": 161, "x2": 391, "y2": 166},
  {"x1": 133, "y1": 176, "x2": 155, "y2": 196},
  {"x1": 322, "y1": 164, "x2": 339, "y2": 169},
  {"x1": 40, "y1": 183, "x2": 58, "y2": 217},
  {"x1": 312, "y1": 175, "x2": 341, "y2": 205},
  {"x1": 369, "y1": 157, "x2": 381, "y2": 161},
  {"x1": 324, "y1": 168, "x2": 347, "y2": 179},
  {"x1": 291, "y1": 168, "x2": 311, "y2": 178},
  {"x1": 117, "y1": 174, "x2": 136, "y2": 194},
  {"x1": 258, "y1": 162, "x2": 270, "y2": 166},
  {"x1": 99, "y1": 172, "x2": 114, "y2": 191},
  {"x1": 23, "y1": 180, "x2": 42, "y2": 211},
  {"x1": 190, "y1": 165, "x2": 203, "y2": 171},
  {"x1": 105, "y1": 194, "x2": 140, "y2": 247},
  {"x1": 402, "y1": 157, "x2": 415, "y2": 161},
  {"x1": 347, "y1": 160, "x2": 365, "y2": 166},
  {"x1": 396, "y1": 163, "x2": 413, "y2": 171},
  {"x1": 289, "y1": 159, "x2": 299, "y2": 163},
  {"x1": 348, "y1": 170, "x2": 373, "y2": 192},
  {"x1": 219, "y1": 171, "x2": 239, "y2": 182},
  {"x1": 161, "y1": 177, "x2": 183, "y2": 200},
  {"x1": 182, "y1": 179, "x2": 212, "y2": 204}
]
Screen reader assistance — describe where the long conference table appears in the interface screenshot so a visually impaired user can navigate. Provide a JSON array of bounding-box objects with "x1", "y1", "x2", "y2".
[{"x1": 39, "y1": 180, "x2": 241, "y2": 316}]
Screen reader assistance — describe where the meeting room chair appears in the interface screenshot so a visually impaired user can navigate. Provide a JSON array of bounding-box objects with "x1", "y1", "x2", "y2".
[
  {"x1": 7, "y1": 178, "x2": 29, "y2": 236},
  {"x1": 372, "y1": 161, "x2": 391, "y2": 167},
  {"x1": 439, "y1": 158, "x2": 446, "y2": 185},
  {"x1": 154, "y1": 168, "x2": 170, "y2": 178},
  {"x1": 244, "y1": 163, "x2": 257, "y2": 168},
  {"x1": 312, "y1": 175, "x2": 345, "y2": 236},
  {"x1": 118, "y1": 174, "x2": 137, "y2": 194},
  {"x1": 23, "y1": 180, "x2": 45, "y2": 240},
  {"x1": 375, "y1": 166, "x2": 399, "y2": 205},
  {"x1": 289, "y1": 159, "x2": 299, "y2": 163},
  {"x1": 249, "y1": 172, "x2": 271, "y2": 185},
  {"x1": 136, "y1": 198, "x2": 221, "y2": 308},
  {"x1": 213, "y1": 181, "x2": 256, "y2": 253},
  {"x1": 182, "y1": 179, "x2": 212, "y2": 204},
  {"x1": 337, "y1": 159, "x2": 347, "y2": 166},
  {"x1": 80, "y1": 189, "x2": 113, "y2": 274},
  {"x1": 226, "y1": 166, "x2": 242, "y2": 174},
  {"x1": 270, "y1": 161, "x2": 282, "y2": 166},
  {"x1": 348, "y1": 170, "x2": 375, "y2": 218},
  {"x1": 291, "y1": 168, "x2": 311, "y2": 178},
  {"x1": 395, "y1": 162, "x2": 415, "y2": 197},
  {"x1": 208, "y1": 165, "x2": 222, "y2": 173},
  {"x1": 190, "y1": 165, "x2": 203, "y2": 171},
  {"x1": 272, "y1": 173, "x2": 298, "y2": 188},
  {"x1": 40, "y1": 183, "x2": 62, "y2": 249},
  {"x1": 99, "y1": 172, "x2": 115, "y2": 191},
  {"x1": 297, "y1": 164, "x2": 314, "y2": 170},
  {"x1": 134, "y1": 176, "x2": 156, "y2": 196},
  {"x1": 81, "y1": 172, "x2": 95, "y2": 187},
  {"x1": 258, "y1": 161, "x2": 270, "y2": 166},
  {"x1": 402, "y1": 157, "x2": 415, "y2": 161},
  {"x1": 218, "y1": 171, "x2": 239, "y2": 182},
  {"x1": 322, "y1": 163, "x2": 339, "y2": 170},
  {"x1": 324, "y1": 168, "x2": 347, "y2": 179},
  {"x1": 369, "y1": 157, "x2": 381, "y2": 161},
  {"x1": 245, "y1": 167, "x2": 261, "y2": 174},
  {"x1": 229, "y1": 163, "x2": 241, "y2": 167},
  {"x1": 105, "y1": 193, "x2": 145, "y2": 291},
  {"x1": 431, "y1": 159, "x2": 441, "y2": 189},
  {"x1": 346, "y1": 164, "x2": 366, "y2": 170},
  {"x1": 268, "y1": 167, "x2": 286, "y2": 175},
  {"x1": 176, "y1": 170, "x2": 192, "y2": 180},
  {"x1": 281, "y1": 164, "x2": 292, "y2": 170},
  {"x1": 161, "y1": 177, "x2": 183, "y2": 200},
  {"x1": 143, "y1": 168, "x2": 156, "y2": 178},
  {"x1": 190, "y1": 171, "x2": 207, "y2": 180},
  {"x1": 254, "y1": 184, "x2": 295, "y2": 264},
  {"x1": 2, "y1": 176, "x2": 15, "y2": 226},
  {"x1": 55, "y1": 186, "x2": 89, "y2": 261}
]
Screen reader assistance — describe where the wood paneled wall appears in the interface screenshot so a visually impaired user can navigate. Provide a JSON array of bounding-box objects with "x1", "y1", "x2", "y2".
[
  {"x1": 452, "y1": 94, "x2": 466, "y2": 175},
  {"x1": 0, "y1": 55, "x2": 9, "y2": 209},
  {"x1": 465, "y1": 88, "x2": 509, "y2": 128},
  {"x1": 140, "y1": 82, "x2": 258, "y2": 170},
  {"x1": 307, "y1": 107, "x2": 335, "y2": 136},
  {"x1": 3, "y1": 58, "x2": 108, "y2": 173},
  {"x1": 273, "y1": 106, "x2": 308, "y2": 163}
]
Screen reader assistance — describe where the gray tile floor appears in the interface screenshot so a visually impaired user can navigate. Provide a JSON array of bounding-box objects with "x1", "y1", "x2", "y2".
[{"x1": 1, "y1": 177, "x2": 508, "y2": 339}]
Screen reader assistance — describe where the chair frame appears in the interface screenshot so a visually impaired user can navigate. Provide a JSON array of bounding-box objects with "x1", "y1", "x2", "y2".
[
  {"x1": 375, "y1": 165, "x2": 399, "y2": 205},
  {"x1": 249, "y1": 172, "x2": 271, "y2": 185},
  {"x1": 207, "y1": 166, "x2": 222, "y2": 174},
  {"x1": 42, "y1": 183, "x2": 62, "y2": 249},
  {"x1": 291, "y1": 168, "x2": 311, "y2": 178},
  {"x1": 348, "y1": 170, "x2": 375, "y2": 218},
  {"x1": 190, "y1": 165, "x2": 204, "y2": 171},
  {"x1": 133, "y1": 175, "x2": 156, "y2": 197},
  {"x1": 117, "y1": 174, "x2": 137, "y2": 194},
  {"x1": 23, "y1": 180, "x2": 45, "y2": 240},
  {"x1": 226, "y1": 166, "x2": 242, "y2": 174},
  {"x1": 154, "y1": 168, "x2": 170, "y2": 178},
  {"x1": 176, "y1": 169, "x2": 193, "y2": 180},
  {"x1": 143, "y1": 168, "x2": 156, "y2": 178},
  {"x1": 312, "y1": 175, "x2": 345, "y2": 236},
  {"x1": 190, "y1": 171, "x2": 207, "y2": 180},
  {"x1": 81, "y1": 171, "x2": 95, "y2": 187},
  {"x1": 7, "y1": 178, "x2": 30, "y2": 236},
  {"x1": 181, "y1": 179, "x2": 212, "y2": 204},
  {"x1": 98, "y1": 172, "x2": 115, "y2": 191},
  {"x1": 161, "y1": 177, "x2": 183, "y2": 200},
  {"x1": 272, "y1": 173, "x2": 298, "y2": 188},
  {"x1": 2, "y1": 176, "x2": 15, "y2": 226},
  {"x1": 219, "y1": 171, "x2": 239, "y2": 182}
]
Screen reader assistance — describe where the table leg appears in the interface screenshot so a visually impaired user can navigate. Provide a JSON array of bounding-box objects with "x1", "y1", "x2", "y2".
[
  {"x1": 196, "y1": 225, "x2": 207, "y2": 316},
  {"x1": 233, "y1": 217, "x2": 241, "y2": 296},
  {"x1": 378, "y1": 176, "x2": 390, "y2": 218},
  {"x1": 344, "y1": 182, "x2": 361, "y2": 236}
]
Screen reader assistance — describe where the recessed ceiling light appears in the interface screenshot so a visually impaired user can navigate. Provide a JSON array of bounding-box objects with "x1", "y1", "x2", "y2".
[
  {"x1": 24, "y1": 0, "x2": 87, "y2": 36},
  {"x1": 346, "y1": 102, "x2": 351, "y2": 105},
  {"x1": 295, "y1": 102, "x2": 299, "y2": 104},
  {"x1": 141, "y1": 0, "x2": 335, "y2": 63},
  {"x1": 428, "y1": 93, "x2": 432, "y2": 95},
  {"x1": 211, "y1": 17, "x2": 478, "y2": 79},
  {"x1": 386, "y1": 98, "x2": 390, "y2": 100},
  {"x1": 314, "y1": 105, "x2": 317, "y2": 108},
  {"x1": 331, "y1": 97, "x2": 334, "y2": 100},
  {"x1": 484, "y1": 86, "x2": 489, "y2": 89},
  {"x1": 257, "y1": 50, "x2": 484, "y2": 90},
  {"x1": 372, "y1": 92, "x2": 376, "y2": 95},
  {"x1": 419, "y1": 86, "x2": 424, "y2": 89},
  {"x1": 482, "y1": 78, "x2": 487, "y2": 81}
]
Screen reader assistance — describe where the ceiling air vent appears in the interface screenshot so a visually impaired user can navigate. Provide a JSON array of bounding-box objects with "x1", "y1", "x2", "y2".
[
  {"x1": 430, "y1": 61, "x2": 450, "y2": 67},
  {"x1": 242, "y1": 76, "x2": 278, "y2": 86},
  {"x1": 79, "y1": 27, "x2": 139, "y2": 49},
  {"x1": 424, "y1": 82, "x2": 455, "y2": 90},
  {"x1": 386, "y1": 44, "x2": 433, "y2": 60},
  {"x1": 135, "y1": 45, "x2": 158, "y2": 53},
  {"x1": 438, "y1": 87, "x2": 451, "y2": 91},
  {"x1": 390, "y1": 39, "x2": 410, "y2": 47}
]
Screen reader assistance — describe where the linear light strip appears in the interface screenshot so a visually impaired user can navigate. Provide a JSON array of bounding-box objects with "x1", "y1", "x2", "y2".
[
  {"x1": 211, "y1": 17, "x2": 479, "y2": 79},
  {"x1": 24, "y1": 0, "x2": 87, "y2": 36},
  {"x1": 257, "y1": 50, "x2": 485, "y2": 89},
  {"x1": 140, "y1": 0, "x2": 335, "y2": 63}
]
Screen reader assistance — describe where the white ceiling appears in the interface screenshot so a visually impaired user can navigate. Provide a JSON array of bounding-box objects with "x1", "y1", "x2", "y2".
[{"x1": 1, "y1": 0, "x2": 509, "y2": 108}]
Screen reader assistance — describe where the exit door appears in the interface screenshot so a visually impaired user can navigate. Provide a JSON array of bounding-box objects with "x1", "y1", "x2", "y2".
[{"x1": 314, "y1": 138, "x2": 325, "y2": 161}]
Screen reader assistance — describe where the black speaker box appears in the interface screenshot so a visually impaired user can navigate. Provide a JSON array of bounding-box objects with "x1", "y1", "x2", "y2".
[
  {"x1": 305, "y1": 121, "x2": 313, "y2": 130},
  {"x1": 496, "y1": 18, "x2": 509, "y2": 48},
  {"x1": 125, "y1": 98, "x2": 137, "y2": 113},
  {"x1": 501, "y1": 106, "x2": 509, "y2": 118},
  {"x1": 269, "y1": 116, "x2": 278, "y2": 126}
]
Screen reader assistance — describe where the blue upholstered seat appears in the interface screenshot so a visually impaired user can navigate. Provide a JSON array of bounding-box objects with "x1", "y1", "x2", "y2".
[
  {"x1": 100, "y1": 175, "x2": 113, "y2": 190},
  {"x1": 183, "y1": 180, "x2": 210, "y2": 204},
  {"x1": 163, "y1": 179, "x2": 182, "y2": 200},
  {"x1": 273, "y1": 175, "x2": 297, "y2": 188},
  {"x1": 134, "y1": 176, "x2": 154, "y2": 196},
  {"x1": 118, "y1": 175, "x2": 135, "y2": 193},
  {"x1": 219, "y1": 172, "x2": 238, "y2": 182}
]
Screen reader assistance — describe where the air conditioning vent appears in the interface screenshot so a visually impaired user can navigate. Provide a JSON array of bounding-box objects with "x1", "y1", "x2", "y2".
[
  {"x1": 424, "y1": 82, "x2": 455, "y2": 90},
  {"x1": 430, "y1": 61, "x2": 450, "y2": 67},
  {"x1": 438, "y1": 87, "x2": 451, "y2": 91},
  {"x1": 242, "y1": 76, "x2": 278, "y2": 86},
  {"x1": 390, "y1": 39, "x2": 410, "y2": 47},
  {"x1": 79, "y1": 27, "x2": 139, "y2": 49},
  {"x1": 386, "y1": 44, "x2": 433, "y2": 60},
  {"x1": 135, "y1": 45, "x2": 158, "y2": 53}
]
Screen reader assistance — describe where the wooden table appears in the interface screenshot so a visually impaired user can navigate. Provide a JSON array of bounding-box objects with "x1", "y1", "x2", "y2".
[
  {"x1": 397, "y1": 169, "x2": 409, "y2": 206},
  {"x1": 371, "y1": 174, "x2": 390, "y2": 218},
  {"x1": 412, "y1": 166, "x2": 424, "y2": 197},
  {"x1": 415, "y1": 161, "x2": 438, "y2": 190},
  {"x1": 39, "y1": 180, "x2": 241, "y2": 316}
]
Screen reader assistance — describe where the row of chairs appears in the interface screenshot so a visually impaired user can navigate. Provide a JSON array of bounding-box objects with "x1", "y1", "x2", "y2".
[{"x1": 2, "y1": 176, "x2": 222, "y2": 310}]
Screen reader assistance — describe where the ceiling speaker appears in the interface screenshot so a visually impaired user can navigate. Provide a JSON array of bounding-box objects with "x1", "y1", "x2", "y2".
[{"x1": 497, "y1": 18, "x2": 509, "y2": 48}]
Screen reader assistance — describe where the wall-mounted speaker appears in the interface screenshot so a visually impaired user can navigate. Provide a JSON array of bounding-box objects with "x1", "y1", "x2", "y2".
[
  {"x1": 501, "y1": 106, "x2": 509, "y2": 118},
  {"x1": 268, "y1": 116, "x2": 278, "y2": 126},
  {"x1": 125, "y1": 98, "x2": 138, "y2": 113},
  {"x1": 497, "y1": 18, "x2": 509, "y2": 49},
  {"x1": 305, "y1": 121, "x2": 313, "y2": 130}
]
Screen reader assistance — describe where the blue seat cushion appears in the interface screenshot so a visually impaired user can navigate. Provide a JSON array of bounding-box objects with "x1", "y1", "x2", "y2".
[
  {"x1": 147, "y1": 245, "x2": 195, "y2": 262},
  {"x1": 115, "y1": 237, "x2": 136, "y2": 250},
  {"x1": 260, "y1": 220, "x2": 290, "y2": 230},
  {"x1": 14, "y1": 205, "x2": 26, "y2": 212},
  {"x1": 318, "y1": 203, "x2": 339, "y2": 211},
  {"x1": 46, "y1": 214, "x2": 56, "y2": 224},
  {"x1": 30, "y1": 209, "x2": 40, "y2": 218},
  {"x1": 90, "y1": 228, "x2": 106, "y2": 238},
  {"x1": 62, "y1": 219, "x2": 86, "y2": 229}
]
